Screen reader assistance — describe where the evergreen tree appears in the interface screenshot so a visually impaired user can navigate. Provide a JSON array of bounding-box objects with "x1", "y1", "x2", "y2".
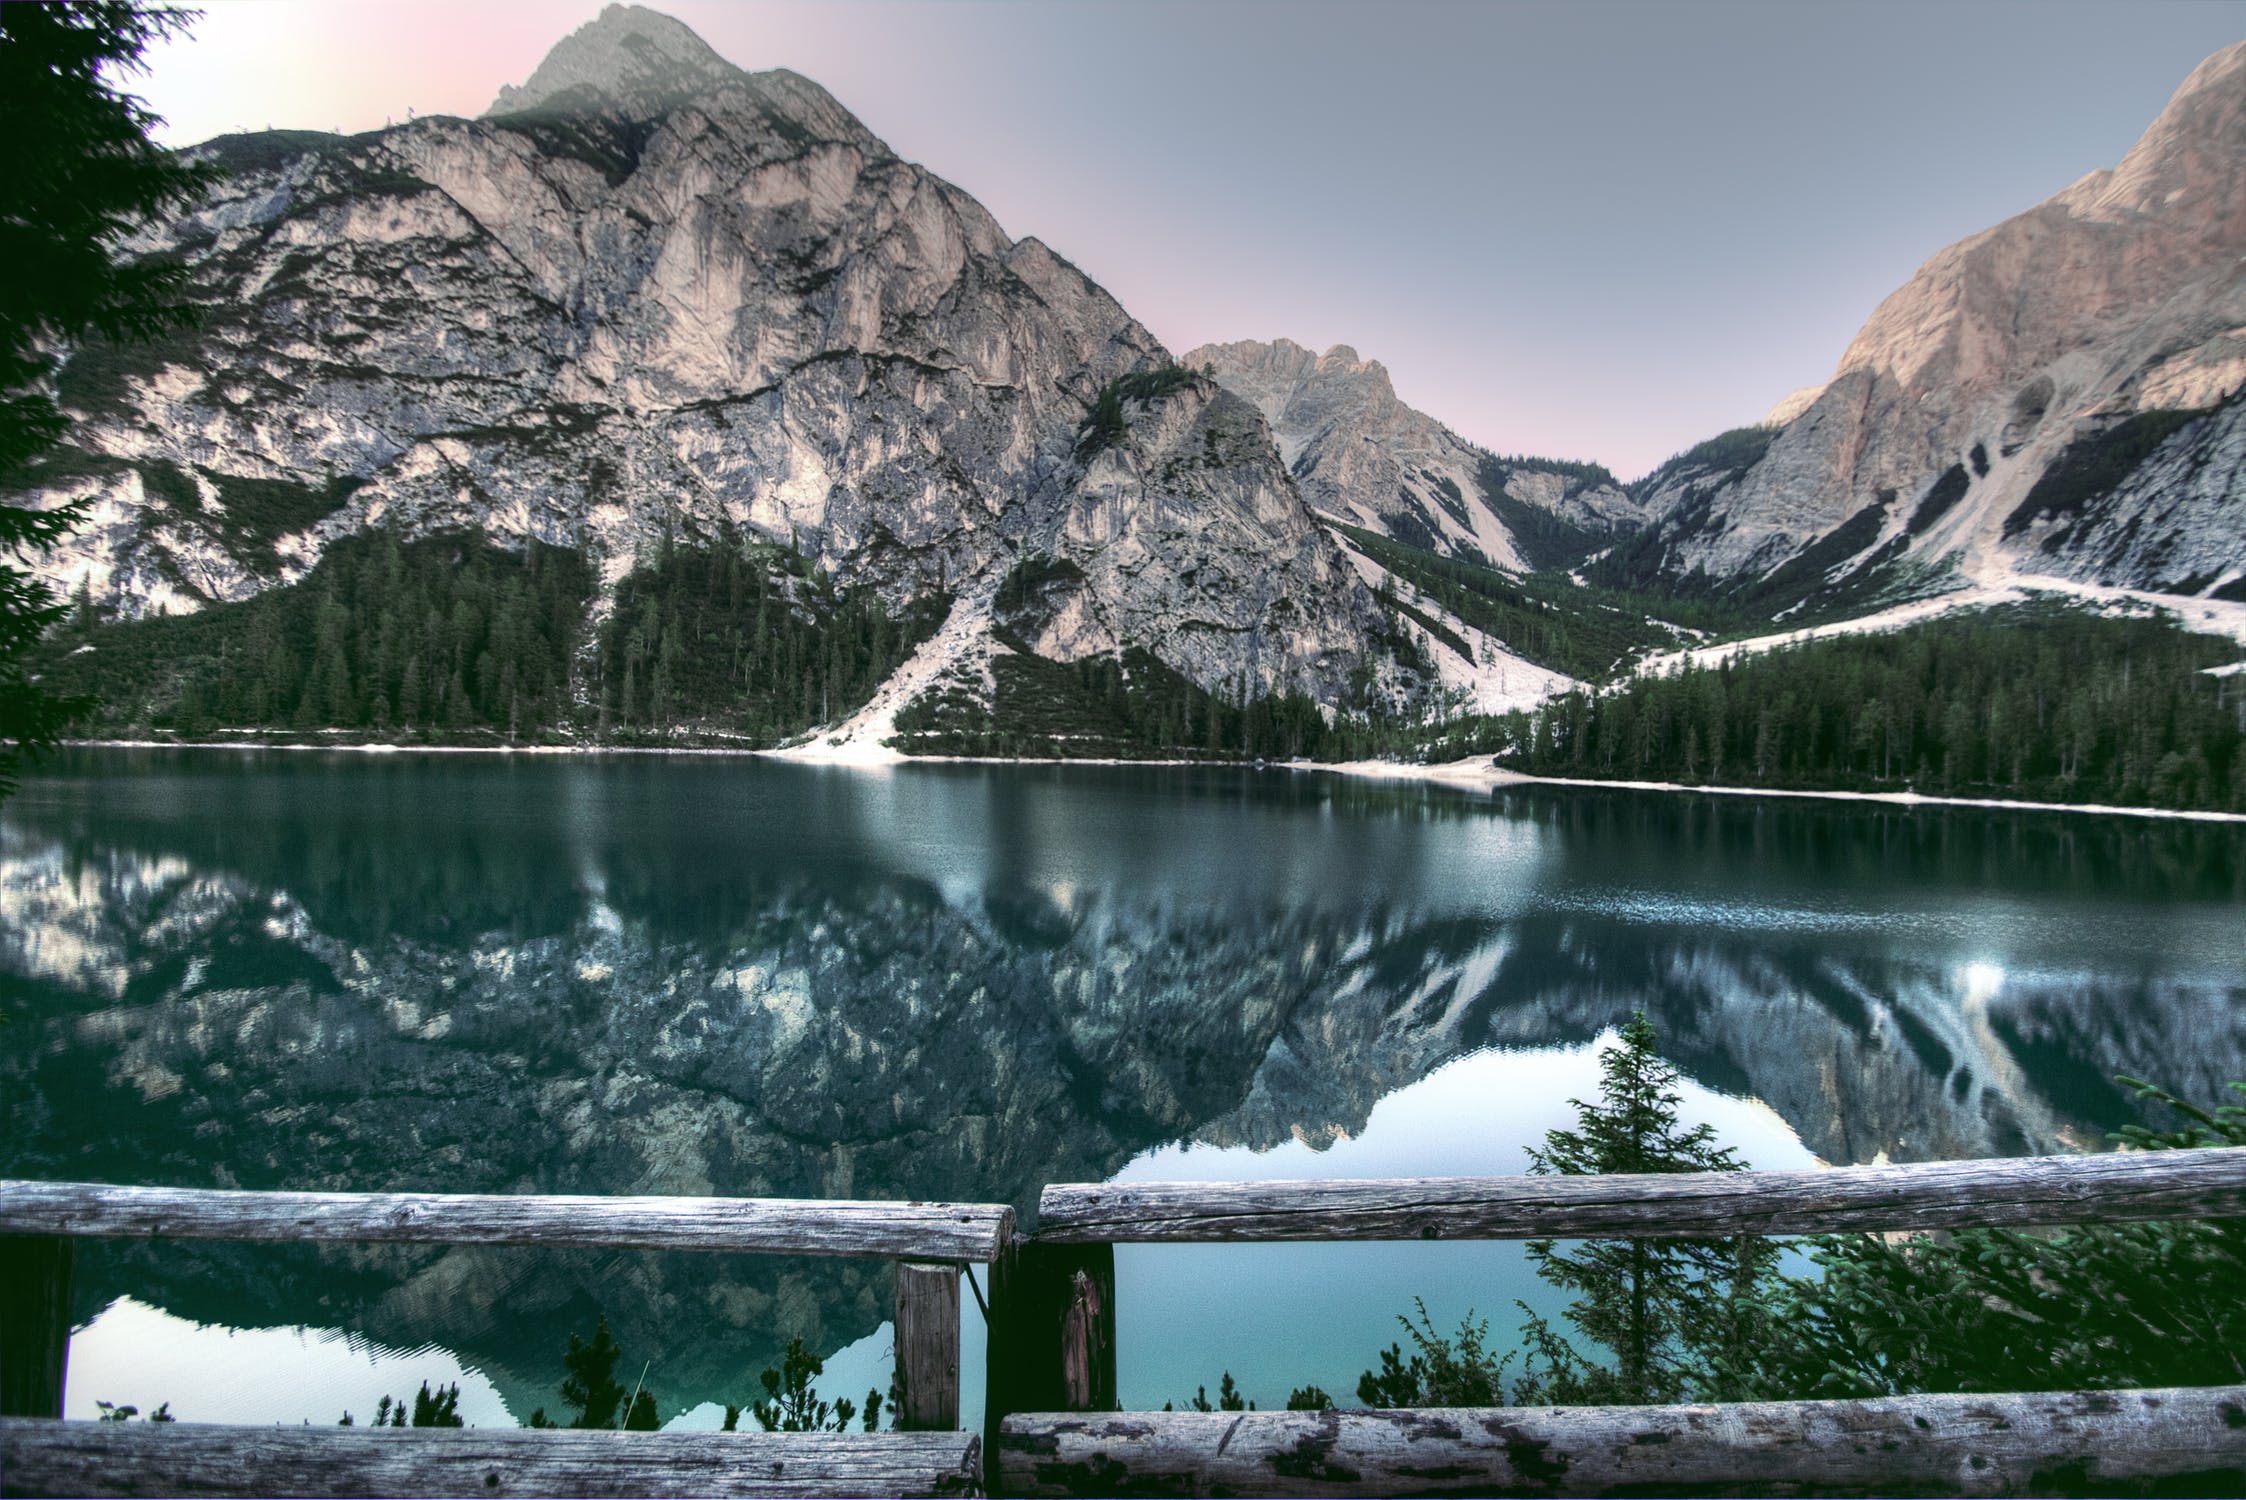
[
  {"x1": 1510, "y1": 1012, "x2": 1778, "y2": 1405},
  {"x1": 1720, "y1": 1078, "x2": 2246, "y2": 1401},
  {"x1": 726, "y1": 1335, "x2": 878, "y2": 1434},
  {"x1": 555, "y1": 1316, "x2": 630, "y2": 1430},
  {"x1": 0, "y1": 3, "x2": 217, "y2": 795}
]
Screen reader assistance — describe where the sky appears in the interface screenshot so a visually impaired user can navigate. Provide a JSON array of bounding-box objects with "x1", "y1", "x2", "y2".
[{"x1": 134, "y1": 0, "x2": 2246, "y2": 479}]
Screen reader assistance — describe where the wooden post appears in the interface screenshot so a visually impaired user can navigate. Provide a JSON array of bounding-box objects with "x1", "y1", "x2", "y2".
[
  {"x1": 983, "y1": 1240, "x2": 1116, "y2": 1495},
  {"x1": 0, "y1": 1236, "x2": 72, "y2": 1419},
  {"x1": 893, "y1": 1260, "x2": 960, "y2": 1431}
]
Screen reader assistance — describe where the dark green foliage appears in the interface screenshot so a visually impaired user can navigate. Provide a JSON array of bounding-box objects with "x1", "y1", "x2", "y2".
[
  {"x1": 992, "y1": 552, "x2": 1084, "y2": 640},
  {"x1": 1727, "y1": 492, "x2": 1895, "y2": 620},
  {"x1": 489, "y1": 109, "x2": 660, "y2": 187},
  {"x1": 2002, "y1": 407, "x2": 2208, "y2": 544},
  {"x1": 1378, "y1": 582, "x2": 1474, "y2": 663},
  {"x1": 1355, "y1": 1300, "x2": 1503, "y2": 1407},
  {"x1": 1076, "y1": 364, "x2": 1202, "y2": 458},
  {"x1": 50, "y1": 317, "x2": 212, "y2": 420},
  {"x1": 1488, "y1": 604, "x2": 2246, "y2": 811},
  {"x1": 559, "y1": 1316, "x2": 631, "y2": 1430},
  {"x1": 1332, "y1": 522, "x2": 1708, "y2": 679},
  {"x1": 726, "y1": 1335, "x2": 880, "y2": 1433},
  {"x1": 1722, "y1": 1080, "x2": 2246, "y2": 1402},
  {"x1": 1473, "y1": 455, "x2": 1616, "y2": 572},
  {"x1": 33, "y1": 529, "x2": 593, "y2": 740},
  {"x1": 1908, "y1": 464, "x2": 1970, "y2": 535},
  {"x1": 525, "y1": 1316, "x2": 658, "y2": 1431},
  {"x1": 1173, "y1": 1372, "x2": 1253, "y2": 1413},
  {"x1": 1475, "y1": 449, "x2": 1620, "y2": 491},
  {"x1": 192, "y1": 128, "x2": 359, "y2": 177},
  {"x1": 593, "y1": 532, "x2": 945, "y2": 744},
  {"x1": 1285, "y1": 1385, "x2": 1335, "y2": 1412},
  {"x1": 95, "y1": 1400, "x2": 173, "y2": 1422},
  {"x1": 410, "y1": 1381, "x2": 464, "y2": 1428},
  {"x1": 1630, "y1": 425, "x2": 1779, "y2": 497},
  {"x1": 349, "y1": 1381, "x2": 463, "y2": 1429},
  {"x1": 133, "y1": 463, "x2": 365, "y2": 576},
  {"x1": 892, "y1": 646, "x2": 1332, "y2": 762},
  {"x1": 1510, "y1": 1013, "x2": 1778, "y2": 1405},
  {"x1": 0, "y1": 1, "x2": 218, "y2": 796}
]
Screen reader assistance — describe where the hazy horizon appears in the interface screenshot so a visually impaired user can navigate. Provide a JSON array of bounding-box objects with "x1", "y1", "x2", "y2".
[{"x1": 135, "y1": 0, "x2": 2246, "y2": 479}]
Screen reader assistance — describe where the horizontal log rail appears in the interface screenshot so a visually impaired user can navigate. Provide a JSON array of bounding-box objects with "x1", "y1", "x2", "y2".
[
  {"x1": 0, "y1": 1180, "x2": 1013, "y2": 1263},
  {"x1": 997, "y1": 1385, "x2": 2246, "y2": 1498},
  {"x1": 1033, "y1": 1146, "x2": 2246, "y2": 1244},
  {"x1": 0, "y1": 1419, "x2": 983, "y2": 1498}
]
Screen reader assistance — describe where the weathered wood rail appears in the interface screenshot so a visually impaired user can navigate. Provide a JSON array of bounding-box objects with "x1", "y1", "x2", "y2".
[
  {"x1": 7, "y1": 1147, "x2": 2246, "y2": 1496},
  {"x1": 995, "y1": 1386, "x2": 2246, "y2": 1498},
  {"x1": 0, "y1": 1180, "x2": 1011, "y2": 1261},
  {"x1": 0, "y1": 1181, "x2": 1009, "y2": 1496},
  {"x1": 0, "y1": 1420, "x2": 983, "y2": 1498},
  {"x1": 1033, "y1": 1146, "x2": 2246, "y2": 1242}
]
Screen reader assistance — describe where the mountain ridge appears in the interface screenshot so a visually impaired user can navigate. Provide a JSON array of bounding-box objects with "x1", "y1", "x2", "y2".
[{"x1": 19, "y1": 6, "x2": 1468, "y2": 746}]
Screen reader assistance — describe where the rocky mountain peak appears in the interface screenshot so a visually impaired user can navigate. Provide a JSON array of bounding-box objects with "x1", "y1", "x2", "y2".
[
  {"x1": 486, "y1": 4, "x2": 745, "y2": 119},
  {"x1": 1188, "y1": 337, "x2": 1650, "y2": 574},
  {"x1": 2066, "y1": 36, "x2": 2246, "y2": 223},
  {"x1": 1615, "y1": 35, "x2": 2246, "y2": 613}
]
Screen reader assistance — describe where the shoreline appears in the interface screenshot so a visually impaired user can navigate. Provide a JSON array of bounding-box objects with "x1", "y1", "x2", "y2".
[
  {"x1": 1305, "y1": 756, "x2": 2246, "y2": 825},
  {"x1": 55, "y1": 739, "x2": 2246, "y2": 824}
]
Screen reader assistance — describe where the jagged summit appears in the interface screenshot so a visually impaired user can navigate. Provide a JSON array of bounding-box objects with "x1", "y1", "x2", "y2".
[{"x1": 486, "y1": 4, "x2": 745, "y2": 119}]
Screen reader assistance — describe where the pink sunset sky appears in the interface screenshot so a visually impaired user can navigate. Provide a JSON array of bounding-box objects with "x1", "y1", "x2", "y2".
[{"x1": 136, "y1": 0, "x2": 2246, "y2": 479}]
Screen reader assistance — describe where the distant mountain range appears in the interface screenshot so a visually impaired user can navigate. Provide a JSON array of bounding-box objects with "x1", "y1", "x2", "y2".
[{"x1": 12, "y1": 6, "x2": 2244, "y2": 753}]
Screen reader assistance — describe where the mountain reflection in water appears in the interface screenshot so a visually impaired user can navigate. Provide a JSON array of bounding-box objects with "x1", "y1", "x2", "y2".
[{"x1": 4, "y1": 749, "x2": 2242, "y2": 1420}]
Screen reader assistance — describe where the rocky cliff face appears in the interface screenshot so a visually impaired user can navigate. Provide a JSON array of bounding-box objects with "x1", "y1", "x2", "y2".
[
  {"x1": 1616, "y1": 40, "x2": 2246, "y2": 612},
  {"x1": 1188, "y1": 337, "x2": 1652, "y2": 571},
  {"x1": 18, "y1": 5, "x2": 1405, "y2": 720}
]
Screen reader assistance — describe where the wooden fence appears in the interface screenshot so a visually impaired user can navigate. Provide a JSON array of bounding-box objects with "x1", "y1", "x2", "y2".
[
  {"x1": 6, "y1": 1147, "x2": 2246, "y2": 1497},
  {"x1": 0, "y1": 1183, "x2": 1007, "y2": 1497}
]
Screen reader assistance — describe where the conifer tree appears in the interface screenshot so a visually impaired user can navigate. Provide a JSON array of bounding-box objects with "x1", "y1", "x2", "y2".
[
  {"x1": 1512, "y1": 1011, "x2": 1778, "y2": 1405},
  {"x1": 0, "y1": 3, "x2": 217, "y2": 794}
]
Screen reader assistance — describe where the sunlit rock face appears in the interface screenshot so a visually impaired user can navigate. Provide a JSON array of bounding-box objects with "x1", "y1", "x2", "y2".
[
  {"x1": 18, "y1": 5, "x2": 1401, "y2": 709},
  {"x1": 1626, "y1": 40, "x2": 2246, "y2": 603},
  {"x1": 1188, "y1": 337, "x2": 1653, "y2": 569}
]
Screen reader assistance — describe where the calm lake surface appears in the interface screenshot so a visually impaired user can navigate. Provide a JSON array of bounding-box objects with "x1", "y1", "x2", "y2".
[{"x1": 4, "y1": 748, "x2": 2244, "y2": 1428}]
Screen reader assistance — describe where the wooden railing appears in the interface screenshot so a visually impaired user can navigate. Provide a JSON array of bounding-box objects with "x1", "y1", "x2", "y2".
[
  {"x1": 988, "y1": 1148, "x2": 2246, "y2": 1499},
  {"x1": 5, "y1": 1149, "x2": 2246, "y2": 1497},
  {"x1": 0, "y1": 1182, "x2": 1009, "y2": 1498}
]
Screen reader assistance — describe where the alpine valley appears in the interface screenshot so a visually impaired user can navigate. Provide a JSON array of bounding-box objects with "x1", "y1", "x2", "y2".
[{"x1": 14, "y1": 7, "x2": 2246, "y2": 804}]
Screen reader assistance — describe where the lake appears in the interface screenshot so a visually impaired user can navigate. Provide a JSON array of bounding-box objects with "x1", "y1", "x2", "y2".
[{"x1": 3, "y1": 748, "x2": 2242, "y2": 1429}]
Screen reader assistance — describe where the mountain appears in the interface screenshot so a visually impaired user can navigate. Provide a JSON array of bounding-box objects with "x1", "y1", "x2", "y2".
[
  {"x1": 1188, "y1": 337, "x2": 1651, "y2": 573},
  {"x1": 16, "y1": 4, "x2": 1415, "y2": 743},
  {"x1": 1607, "y1": 39, "x2": 2246, "y2": 619}
]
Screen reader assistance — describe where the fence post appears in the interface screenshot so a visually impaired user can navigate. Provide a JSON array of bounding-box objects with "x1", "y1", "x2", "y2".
[
  {"x1": 0, "y1": 1236, "x2": 72, "y2": 1419},
  {"x1": 985, "y1": 1238, "x2": 1116, "y2": 1484},
  {"x1": 892, "y1": 1260, "x2": 960, "y2": 1431}
]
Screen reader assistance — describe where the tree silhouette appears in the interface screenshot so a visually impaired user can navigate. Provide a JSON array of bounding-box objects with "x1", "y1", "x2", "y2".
[{"x1": 0, "y1": 2, "x2": 216, "y2": 794}]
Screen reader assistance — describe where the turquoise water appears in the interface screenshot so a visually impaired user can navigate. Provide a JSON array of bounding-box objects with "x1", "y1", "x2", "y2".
[{"x1": 4, "y1": 748, "x2": 2242, "y2": 1425}]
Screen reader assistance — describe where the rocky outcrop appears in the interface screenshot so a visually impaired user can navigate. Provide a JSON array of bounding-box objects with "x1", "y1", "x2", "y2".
[
  {"x1": 1187, "y1": 338, "x2": 1650, "y2": 571},
  {"x1": 1614, "y1": 40, "x2": 2246, "y2": 611},
  {"x1": 17, "y1": 6, "x2": 1405, "y2": 719}
]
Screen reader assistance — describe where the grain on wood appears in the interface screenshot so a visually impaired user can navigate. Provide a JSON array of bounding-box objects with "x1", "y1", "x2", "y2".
[
  {"x1": 0, "y1": 1236, "x2": 70, "y2": 1420},
  {"x1": 1034, "y1": 1146, "x2": 2246, "y2": 1243},
  {"x1": 0, "y1": 1419, "x2": 983, "y2": 1499},
  {"x1": 0, "y1": 1181, "x2": 1013, "y2": 1263},
  {"x1": 982, "y1": 1243, "x2": 1114, "y2": 1495},
  {"x1": 894, "y1": 1261, "x2": 961, "y2": 1432},
  {"x1": 998, "y1": 1384, "x2": 2246, "y2": 1498}
]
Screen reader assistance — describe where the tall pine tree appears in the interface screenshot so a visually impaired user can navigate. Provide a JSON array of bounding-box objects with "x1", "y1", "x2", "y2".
[{"x1": 1512, "y1": 1011, "x2": 1779, "y2": 1404}]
